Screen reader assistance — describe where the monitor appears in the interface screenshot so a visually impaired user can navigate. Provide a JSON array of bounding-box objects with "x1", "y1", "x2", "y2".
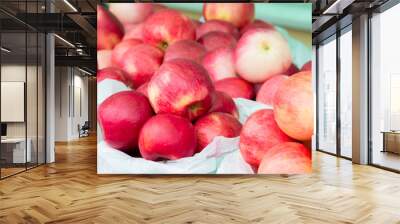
[{"x1": 1, "y1": 123, "x2": 7, "y2": 137}]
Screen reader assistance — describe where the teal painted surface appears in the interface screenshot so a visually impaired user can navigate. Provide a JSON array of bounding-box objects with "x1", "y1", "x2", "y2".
[
  {"x1": 276, "y1": 26, "x2": 311, "y2": 68},
  {"x1": 162, "y1": 3, "x2": 312, "y2": 31}
]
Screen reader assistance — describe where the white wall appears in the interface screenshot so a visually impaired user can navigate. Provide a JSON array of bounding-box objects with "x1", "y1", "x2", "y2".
[
  {"x1": 54, "y1": 67, "x2": 89, "y2": 141},
  {"x1": 71, "y1": 73, "x2": 89, "y2": 139},
  {"x1": 55, "y1": 66, "x2": 69, "y2": 141}
]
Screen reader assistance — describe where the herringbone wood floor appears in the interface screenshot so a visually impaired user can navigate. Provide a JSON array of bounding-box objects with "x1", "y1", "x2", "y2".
[{"x1": 1, "y1": 135, "x2": 400, "y2": 224}]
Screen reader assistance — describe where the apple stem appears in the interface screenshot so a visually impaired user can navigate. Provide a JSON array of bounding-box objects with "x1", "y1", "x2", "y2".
[
  {"x1": 261, "y1": 42, "x2": 270, "y2": 51},
  {"x1": 160, "y1": 41, "x2": 169, "y2": 50}
]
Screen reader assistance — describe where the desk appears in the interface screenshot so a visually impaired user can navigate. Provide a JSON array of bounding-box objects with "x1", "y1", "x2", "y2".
[
  {"x1": 381, "y1": 131, "x2": 400, "y2": 154},
  {"x1": 1, "y1": 138, "x2": 31, "y2": 163}
]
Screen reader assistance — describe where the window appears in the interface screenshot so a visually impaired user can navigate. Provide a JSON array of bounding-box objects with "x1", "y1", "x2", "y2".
[
  {"x1": 317, "y1": 36, "x2": 337, "y2": 154},
  {"x1": 370, "y1": 3, "x2": 400, "y2": 171},
  {"x1": 339, "y1": 28, "x2": 352, "y2": 158}
]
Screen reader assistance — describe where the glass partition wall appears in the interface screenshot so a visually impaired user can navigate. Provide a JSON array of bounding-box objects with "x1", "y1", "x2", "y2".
[
  {"x1": 0, "y1": 1, "x2": 46, "y2": 179},
  {"x1": 316, "y1": 26, "x2": 353, "y2": 159},
  {"x1": 1, "y1": 30, "x2": 27, "y2": 177}
]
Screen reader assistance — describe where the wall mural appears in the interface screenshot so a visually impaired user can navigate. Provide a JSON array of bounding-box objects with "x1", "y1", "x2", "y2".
[{"x1": 97, "y1": 3, "x2": 313, "y2": 174}]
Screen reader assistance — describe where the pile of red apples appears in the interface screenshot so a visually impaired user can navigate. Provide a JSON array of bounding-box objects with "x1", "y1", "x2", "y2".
[{"x1": 97, "y1": 3, "x2": 313, "y2": 174}]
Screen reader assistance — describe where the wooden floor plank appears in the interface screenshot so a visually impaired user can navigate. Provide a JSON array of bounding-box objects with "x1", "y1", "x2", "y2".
[{"x1": 0, "y1": 135, "x2": 400, "y2": 223}]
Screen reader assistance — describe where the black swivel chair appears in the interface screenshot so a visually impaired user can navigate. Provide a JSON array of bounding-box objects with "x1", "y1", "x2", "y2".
[{"x1": 78, "y1": 121, "x2": 90, "y2": 138}]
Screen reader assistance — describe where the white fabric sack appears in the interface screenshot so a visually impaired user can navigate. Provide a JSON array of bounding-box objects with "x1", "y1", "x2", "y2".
[
  {"x1": 234, "y1": 98, "x2": 272, "y2": 123},
  {"x1": 98, "y1": 136, "x2": 238, "y2": 174},
  {"x1": 97, "y1": 98, "x2": 271, "y2": 174},
  {"x1": 97, "y1": 79, "x2": 130, "y2": 106},
  {"x1": 217, "y1": 149, "x2": 255, "y2": 174}
]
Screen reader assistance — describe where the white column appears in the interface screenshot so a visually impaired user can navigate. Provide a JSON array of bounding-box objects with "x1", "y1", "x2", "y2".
[
  {"x1": 46, "y1": 32, "x2": 55, "y2": 163},
  {"x1": 45, "y1": 0, "x2": 56, "y2": 163},
  {"x1": 352, "y1": 14, "x2": 369, "y2": 164}
]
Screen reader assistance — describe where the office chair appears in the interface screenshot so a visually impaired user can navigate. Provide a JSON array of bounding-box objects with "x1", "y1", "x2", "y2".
[{"x1": 79, "y1": 121, "x2": 90, "y2": 138}]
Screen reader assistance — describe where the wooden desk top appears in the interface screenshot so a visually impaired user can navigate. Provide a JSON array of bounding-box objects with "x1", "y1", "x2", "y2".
[
  {"x1": 381, "y1": 131, "x2": 400, "y2": 134},
  {"x1": 1, "y1": 138, "x2": 27, "y2": 143}
]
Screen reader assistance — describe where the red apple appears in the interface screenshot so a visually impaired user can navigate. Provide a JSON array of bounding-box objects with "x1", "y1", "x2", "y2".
[
  {"x1": 97, "y1": 67, "x2": 127, "y2": 83},
  {"x1": 123, "y1": 23, "x2": 144, "y2": 41},
  {"x1": 214, "y1": 77, "x2": 254, "y2": 99},
  {"x1": 109, "y1": 3, "x2": 153, "y2": 25},
  {"x1": 97, "y1": 5, "x2": 124, "y2": 50},
  {"x1": 203, "y1": 3, "x2": 254, "y2": 28},
  {"x1": 137, "y1": 82, "x2": 149, "y2": 98},
  {"x1": 253, "y1": 83, "x2": 262, "y2": 95},
  {"x1": 143, "y1": 9, "x2": 195, "y2": 50},
  {"x1": 196, "y1": 20, "x2": 239, "y2": 39},
  {"x1": 118, "y1": 44, "x2": 164, "y2": 88},
  {"x1": 240, "y1": 19, "x2": 274, "y2": 35},
  {"x1": 239, "y1": 109, "x2": 293, "y2": 168},
  {"x1": 256, "y1": 75, "x2": 288, "y2": 106},
  {"x1": 274, "y1": 71, "x2": 313, "y2": 141},
  {"x1": 194, "y1": 112, "x2": 242, "y2": 152},
  {"x1": 285, "y1": 63, "x2": 300, "y2": 76},
  {"x1": 202, "y1": 47, "x2": 236, "y2": 82},
  {"x1": 164, "y1": 40, "x2": 206, "y2": 64},
  {"x1": 98, "y1": 91, "x2": 153, "y2": 152},
  {"x1": 111, "y1": 38, "x2": 143, "y2": 67},
  {"x1": 198, "y1": 31, "x2": 236, "y2": 52},
  {"x1": 148, "y1": 59, "x2": 214, "y2": 120},
  {"x1": 139, "y1": 114, "x2": 196, "y2": 160},
  {"x1": 235, "y1": 28, "x2": 292, "y2": 83},
  {"x1": 301, "y1": 61, "x2": 312, "y2": 71},
  {"x1": 192, "y1": 19, "x2": 202, "y2": 29},
  {"x1": 258, "y1": 142, "x2": 311, "y2": 174},
  {"x1": 303, "y1": 140, "x2": 312, "y2": 150},
  {"x1": 153, "y1": 3, "x2": 167, "y2": 12},
  {"x1": 209, "y1": 91, "x2": 238, "y2": 118},
  {"x1": 97, "y1": 50, "x2": 112, "y2": 70}
]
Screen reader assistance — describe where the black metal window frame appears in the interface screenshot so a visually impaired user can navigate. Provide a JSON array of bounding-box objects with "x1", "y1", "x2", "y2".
[
  {"x1": 315, "y1": 21, "x2": 353, "y2": 161},
  {"x1": 315, "y1": 0, "x2": 400, "y2": 173}
]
